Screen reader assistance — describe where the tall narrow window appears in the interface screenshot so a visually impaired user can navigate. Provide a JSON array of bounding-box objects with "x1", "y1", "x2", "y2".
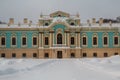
[
  {"x1": 71, "y1": 37, "x2": 74, "y2": 45},
  {"x1": 1, "y1": 37, "x2": 5, "y2": 45},
  {"x1": 114, "y1": 37, "x2": 118, "y2": 45},
  {"x1": 22, "y1": 37, "x2": 26, "y2": 45},
  {"x1": 33, "y1": 37, "x2": 37, "y2": 45},
  {"x1": 104, "y1": 37, "x2": 108, "y2": 45},
  {"x1": 83, "y1": 37, "x2": 86, "y2": 45},
  {"x1": 12, "y1": 37, "x2": 16, "y2": 45},
  {"x1": 93, "y1": 37, "x2": 97, "y2": 45},
  {"x1": 57, "y1": 34, "x2": 62, "y2": 44},
  {"x1": 45, "y1": 37, "x2": 49, "y2": 45}
]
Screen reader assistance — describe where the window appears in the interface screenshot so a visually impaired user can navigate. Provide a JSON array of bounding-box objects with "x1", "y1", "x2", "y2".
[
  {"x1": 114, "y1": 37, "x2": 118, "y2": 45},
  {"x1": 12, "y1": 53, "x2": 16, "y2": 58},
  {"x1": 104, "y1": 53, "x2": 108, "y2": 57},
  {"x1": 1, "y1": 37, "x2": 5, "y2": 45},
  {"x1": 93, "y1": 37, "x2": 97, "y2": 45},
  {"x1": 45, "y1": 37, "x2": 49, "y2": 45},
  {"x1": 12, "y1": 37, "x2": 16, "y2": 45},
  {"x1": 114, "y1": 53, "x2": 118, "y2": 55},
  {"x1": 70, "y1": 22, "x2": 75, "y2": 26},
  {"x1": 33, "y1": 37, "x2": 37, "y2": 45},
  {"x1": 44, "y1": 23, "x2": 49, "y2": 26},
  {"x1": 70, "y1": 53, "x2": 75, "y2": 58},
  {"x1": 93, "y1": 53, "x2": 97, "y2": 57},
  {"x1": 22, "y1": 53, "x2": 26, "y2": 58},
  {"x1": 1, "y1": 53, "x2": 5, "y2": 58},
  {"x1": 71, "y1": 37, "x2": 74, "y2": 45},
  {"x1": 57, "y1": 34, "x2": 62, "y2": 44},
  {"x1": 44, "y1": 53, "x2": 49, "y2": 58},
  {"x1": 104, "y1": 37, "x2": 108, "y2": 45},
  {"x1": 83, "y1": 53, "x2": 87, "y2": 57},
  {"x1": 83, "y1": 37, "x2": 86, "y2": 45},
  {"x1": 33, "y1": 53, "x2": 37, "y2": 58},
  {"x1": 22, "y1": 37, "x2": 26, "y2": 45}
]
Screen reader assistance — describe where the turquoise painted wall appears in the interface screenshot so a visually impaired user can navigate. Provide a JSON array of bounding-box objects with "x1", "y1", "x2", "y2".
[
  {"x1": 53, "y1": 24, "x2": 66, "y2": 44},
  {"x1": 81, "y1": 32, "x2": 120, "y2": 48},
  {"x1": 0, "y1": 31, "x2": 38, "y2": 48}
]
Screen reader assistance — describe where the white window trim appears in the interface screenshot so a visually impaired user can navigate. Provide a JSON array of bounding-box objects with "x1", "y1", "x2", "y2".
[
  {"x1": 92, "y1": 34, "x2": 98, "y2": 47},
  {"x1": 32, "y1": 36, "x2": 38, "y2": 47},
  {"x1": 113, "y1": 36, "x2": 119, "y2": 47},
  {"x1": 11, "y1": 36, "x2": 17, "y2": 48},
  {"x1": 1, "y1": 36, "x2": 6, "y2": 47},
  {"x1": 82, "y1": 35, "x2": 88, "y2": 47},
  {"x1": 21, "y1": 36, "x2": 27, "y2": 47},
  {"x1": 103, "y1": 35, "x2": 109, "y2": 47}
]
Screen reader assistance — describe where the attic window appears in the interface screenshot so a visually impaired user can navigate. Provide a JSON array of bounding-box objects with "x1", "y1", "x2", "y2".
[
  {"x1": 70, "y1": 22, "x2": 75, "y2": 26},
  {"x1": 58, "y1": 15, "x2": 61, "y2": 17},
  {"x1": 44, "y1": 23, "x2": 49, "y2": 26}
]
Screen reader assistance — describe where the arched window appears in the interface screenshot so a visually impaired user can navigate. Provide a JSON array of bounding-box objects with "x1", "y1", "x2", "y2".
[
  {"x1": 114, "y1": 37, "x2": 118, "y2": 45},
  {"x1": 33, "y1": 37, "x2": 37, "y2": 45},
  {"x1": 45, "y1": 37, "x2": 49, "y2": 45},
  {"x1": 22, "y1": 37, "x2": 26, "y2": 45},
  {"x1": 103, "y1": 37, "x2": 108, "y2": 45},
  {"x1": 1, "y1": 37, "x2": 5, "y2": 45},
  {"x1": 83, "y1": 37, "x2": 87, "y2": 45},
  {"x1": 12, "y1": 37, "x2": 16, "y2": 45},
  {"x1": 70, "y1": 53, "x2": 75, "y2": 58},
  {"x1": 93, "y1": 37, "x2": 97, "y2": 45},
  {"x1": 57, "y1": 34, "x2": 62, "y2": 44}
]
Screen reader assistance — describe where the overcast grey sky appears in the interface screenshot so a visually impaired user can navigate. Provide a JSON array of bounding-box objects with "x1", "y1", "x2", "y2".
[{"x1": 0, "y1": 0, "x2": 120, "y2": 23}]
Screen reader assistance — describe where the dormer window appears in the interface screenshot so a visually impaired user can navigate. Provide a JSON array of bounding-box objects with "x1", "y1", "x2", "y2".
[
  {"x1": 70, "y1": 22, "x2": 75, "y2": 26},
  {"x1": 58, "y1": 15, "x2": 61, "y2": 17},
  {"x1": 44, "y1": 23, "x2": 49, "y2": 26}
]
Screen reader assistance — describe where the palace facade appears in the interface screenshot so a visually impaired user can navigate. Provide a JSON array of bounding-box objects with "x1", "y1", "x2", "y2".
[{"x1": 0, "y1": 11, "x2": 120, "y2": 58}]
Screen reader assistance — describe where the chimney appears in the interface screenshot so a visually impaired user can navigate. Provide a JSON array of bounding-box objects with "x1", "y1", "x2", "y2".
[
  {"x1": 29, "y1": 20, "x2": 32, "y2": 26},
  {"x1": 24, "y1": 18, "x2": 28, "y2": 24},
  {"x1": 109, "y1": 20, "x2": 112, "y2": 26},
  {"x1": 99, "y1": 18, "x2": 103, "y2": 26},
  {"x1": 92, "y1": 18, "x2": 96, "y2": 24},
  {"x1": 87, "y1": 19, "x2": 91, "y2": 26},
  {"x1": 9, "y1": 18, "x2": 14, "y2": 24}
]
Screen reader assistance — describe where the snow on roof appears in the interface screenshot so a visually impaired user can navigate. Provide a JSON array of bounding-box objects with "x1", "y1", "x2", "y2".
[{"x1": 0, "y1": 23, "x2": 120, "y2": 29}]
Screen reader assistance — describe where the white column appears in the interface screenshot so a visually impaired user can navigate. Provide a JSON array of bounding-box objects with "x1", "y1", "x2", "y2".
[
  {"x1": 65, "y1": 32, "x2": 66, "y2": 45},
  {"x1": 41, "y1": 33, "x2": 43, "y2": 47},
  {"x1": 76, "y1": 33, "x2": 78, "y2": 47},
  {"x1": 50, "y1": 33, "x2": 52, "y2": 47}
]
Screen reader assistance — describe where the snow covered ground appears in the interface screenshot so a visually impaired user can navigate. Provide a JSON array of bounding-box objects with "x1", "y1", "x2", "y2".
[{"x1": 0, "y1": 56, "x2": 120, "y2": 80}]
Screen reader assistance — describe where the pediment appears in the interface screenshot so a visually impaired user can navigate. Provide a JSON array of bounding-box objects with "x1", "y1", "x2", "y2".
[{"x1": 50, "y1": 11, "x2": 70, "y2": 17}]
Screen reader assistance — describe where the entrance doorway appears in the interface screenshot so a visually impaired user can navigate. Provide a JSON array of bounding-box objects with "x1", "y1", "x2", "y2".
[{"x1": 57, "y1": 51, "x2": 62, "y2": 58}]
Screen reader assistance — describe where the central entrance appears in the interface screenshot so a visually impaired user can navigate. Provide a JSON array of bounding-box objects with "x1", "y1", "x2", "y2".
[{"x1": 57, "y1": 51, "x2": 62, "y2": 58}]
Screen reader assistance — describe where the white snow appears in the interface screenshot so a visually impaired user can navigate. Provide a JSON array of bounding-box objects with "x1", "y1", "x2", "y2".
[{"x1": 0, "y1": 56, "x2": 120, "y2": 80}]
